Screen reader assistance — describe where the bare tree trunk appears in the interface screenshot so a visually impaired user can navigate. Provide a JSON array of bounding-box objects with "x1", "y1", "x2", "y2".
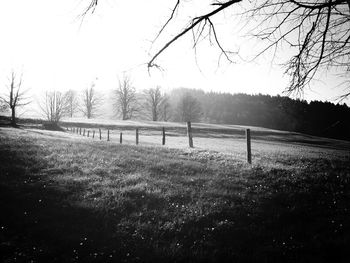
[
  {"x1": 11, "y1": 106, "x2": 16, "y2": 126},
  {"x1": 152, "y1": 108, "x2": 157, "y2": 121}
]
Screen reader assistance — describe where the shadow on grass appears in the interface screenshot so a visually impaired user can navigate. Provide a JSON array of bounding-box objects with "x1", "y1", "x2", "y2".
[
  {"x1": 42, "y1": 122, "x2": 65, "y2": 131},
  {"x1": 0, "y1": 130, "x2": 349, "y2": 262},
  {"x1": 0, "y1": 136, "x2": 160, "y2": 262}
]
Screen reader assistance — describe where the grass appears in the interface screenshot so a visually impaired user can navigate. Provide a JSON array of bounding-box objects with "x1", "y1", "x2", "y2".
[
  {"x1": 59, "y1": 117, "x2": 350, "y2": 166},
  {"x1": 0, "y1": 126, "x2": 350, "y2": 262}
]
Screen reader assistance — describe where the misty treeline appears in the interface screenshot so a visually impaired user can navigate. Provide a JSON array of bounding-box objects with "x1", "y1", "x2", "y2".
[
  {"x1": 28, "y1": 77, "x2": 203, "y2": 124},
  {"x1": 1, "y1": 75, "x2": 349, "y2": 141},
  {"x1": 42, "y1": 85, "x2": 350, "y2": 141},
  {"x1": 174, "y1": 88, "x2": 350, "y2": 141}
]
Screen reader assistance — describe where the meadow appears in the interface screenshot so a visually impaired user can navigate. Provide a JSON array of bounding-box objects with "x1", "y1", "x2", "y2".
[{"x1": 0, "y1": 119, "x2": 349, "y2": 262}]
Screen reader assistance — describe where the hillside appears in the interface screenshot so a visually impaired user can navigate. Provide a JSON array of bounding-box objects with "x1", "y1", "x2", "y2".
[
  {"x1": 60, "y1": 117, "x2": 350, "y2": 160},
  {"x1": 169, "y1": 89, "x2": 350, "y2": 141},
  {"x1": 1, "y1": 122, "x2": 350, "y2": 262}
]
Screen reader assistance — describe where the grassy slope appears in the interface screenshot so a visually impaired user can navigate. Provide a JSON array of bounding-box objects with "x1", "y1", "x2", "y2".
[
  {"x1": 59, "y1": 118, "x2": 350, "y2": 164},
  {"x1": 0, "y1": 127, "x2": 350, "y2": 262}
]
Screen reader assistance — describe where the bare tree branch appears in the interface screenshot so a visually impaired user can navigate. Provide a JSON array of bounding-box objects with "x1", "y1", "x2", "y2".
[
  {"x1": 80, "y1": 0, "x2": 98, "y2": 20},
  {"x1": 82, "y1": 0, "x2": 350, "y2": 97},
  {"x1": 152, "y1": 0, "x2": 181, "y2": 44},
  {"x1": 147, "y1": 0, "x2": 242, "y2": 69}
]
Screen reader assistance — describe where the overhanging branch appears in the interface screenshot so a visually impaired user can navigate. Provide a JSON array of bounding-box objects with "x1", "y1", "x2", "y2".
[{"x1": 148, "y1": 0, "x2": 242, "y2": 69}]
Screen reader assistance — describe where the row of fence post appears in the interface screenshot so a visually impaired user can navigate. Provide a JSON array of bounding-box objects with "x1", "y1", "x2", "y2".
[
  {"x1": 66, "y1": 127, "x2": 157, "y2": 146},
  {"x1": 67, "y1": 126, "x2": 175, "y2": 147},
  {"x1": 65, "y1": 123, "x2": 252, "y2": 164}
]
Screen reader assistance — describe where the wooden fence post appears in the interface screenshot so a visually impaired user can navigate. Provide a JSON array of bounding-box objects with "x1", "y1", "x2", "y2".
[
  {"x1": 87, "y1": 130, "x2": 90, "y2": 137},
  {"x1": 187, "y1": 122, "x2": 193, "y2": 148},
  {"x1": 162, "y1": 127, "x2": 166, "y2": 145},
  {"x1": 107, "y1": 129, "x2": 110, "y2": 141},
  {"x1": 246, "y1": 129, "x2": 252, "y2": 164},
  {"x1": 99, "y1": 128, "x2": 101, "y2": 140},
  {"x1": 120, "y1": 132, "x2": 123, "y2": 144},
  {"x1": 136, "y1": 128, "x2": 139, "y2": 145},
  {"x1": 93, "y1": 130, "x2": 95, "y2": 139}
]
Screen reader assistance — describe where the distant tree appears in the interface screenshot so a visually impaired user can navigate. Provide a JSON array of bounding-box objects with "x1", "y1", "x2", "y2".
[
  {"x1": 40, "y1": 91, "x2": 69, "y2": 124},
  {"x1": 65, "y1": 89, "x2": 79, "y2": 118},
  {"x1": 143, "y1": 86, "x2": 165, "y2": 121},
  {"x1": 114, "y1": 75, "x2": 138, "y2": 120},
  {"x1": 0, "y1": 101, "x2": 8, "y2": 113},
  {"x1": 81, "y1": 82, "x2": 101, "y2": 119},
  {"x1": 176, "y1": 93, "x2": 202, "y2": 122},
  {"x1": 160, "y1": 95, "x2": 171, "y2": 121},
  {"x1": 0, "y1": 71, "x2": 30, "y2": 126}
]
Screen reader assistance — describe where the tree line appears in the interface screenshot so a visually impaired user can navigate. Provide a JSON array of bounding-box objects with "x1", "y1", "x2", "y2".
[
  {"x1": 172, "y1": 88, "x2": 350, "y2": 141},
  {"x1": 1, "y1": 72, "x2": 349, "y2": 141},
  {"x1": 31, "y1": 76, "x2": 203, "y2": 124}
]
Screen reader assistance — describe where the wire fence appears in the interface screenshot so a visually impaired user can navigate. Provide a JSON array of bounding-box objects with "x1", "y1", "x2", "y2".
[{"x1": 64, "y1": 122, "x2": 252, "y2": 164}]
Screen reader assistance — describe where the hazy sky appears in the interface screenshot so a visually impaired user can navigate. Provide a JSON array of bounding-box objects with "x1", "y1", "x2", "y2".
[{"x1": 0, "y1": 0, "x2": 349, "y2": 107}]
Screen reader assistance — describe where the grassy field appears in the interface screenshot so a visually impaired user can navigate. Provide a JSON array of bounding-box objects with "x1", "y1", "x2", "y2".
[
  {"x1": 60, "y1": 118, "x2": 350, "y2": 165},
  {"x1": 0, "y1": 121, "x2": 350, "y2": 262}
]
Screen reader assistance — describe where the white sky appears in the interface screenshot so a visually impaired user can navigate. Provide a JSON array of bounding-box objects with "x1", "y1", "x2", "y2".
[{"x1": 0, "y1": 0, "x2": 349, "y2": 110}]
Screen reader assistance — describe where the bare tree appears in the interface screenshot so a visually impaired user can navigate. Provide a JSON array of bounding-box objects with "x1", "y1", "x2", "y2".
[
  {"x1": 81, "y1": 82, "x2": 101, "y2": 119},
  {"x1": 160, "y1": 94, "x2": 171, "y2": 121},
  {"x1": 176, "y1": 93, "x2": 202, "y2": 122},
  {"x1": 114, "y1": 75, "x2": 138, "y2": 120},
  {"x1": 39, "y1": 91, "x2": 69, "y2": 124},
  {"x1": 65, "y1": 89, "x2": 79, "y2": 118},
  {"x1": 143, "y1": 86, "x2": 166, "y2": 121},
  {"x1": 0, "y1": 100, "x2": 8, "y2": 113},
  {"x1": 149, "y1": 0, "x2": 350, "y2": 95},
  {"x1": 0, "y1": 71, "x2": 30, "y2": 126},
  {"x1": 83, "y1": 0, "x2": 350, "y2": 97}
]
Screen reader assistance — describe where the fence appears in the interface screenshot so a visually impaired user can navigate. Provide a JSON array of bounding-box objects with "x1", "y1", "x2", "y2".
[{"x1": 64, "y1": 122, "x2": 253, "y2": 164}]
